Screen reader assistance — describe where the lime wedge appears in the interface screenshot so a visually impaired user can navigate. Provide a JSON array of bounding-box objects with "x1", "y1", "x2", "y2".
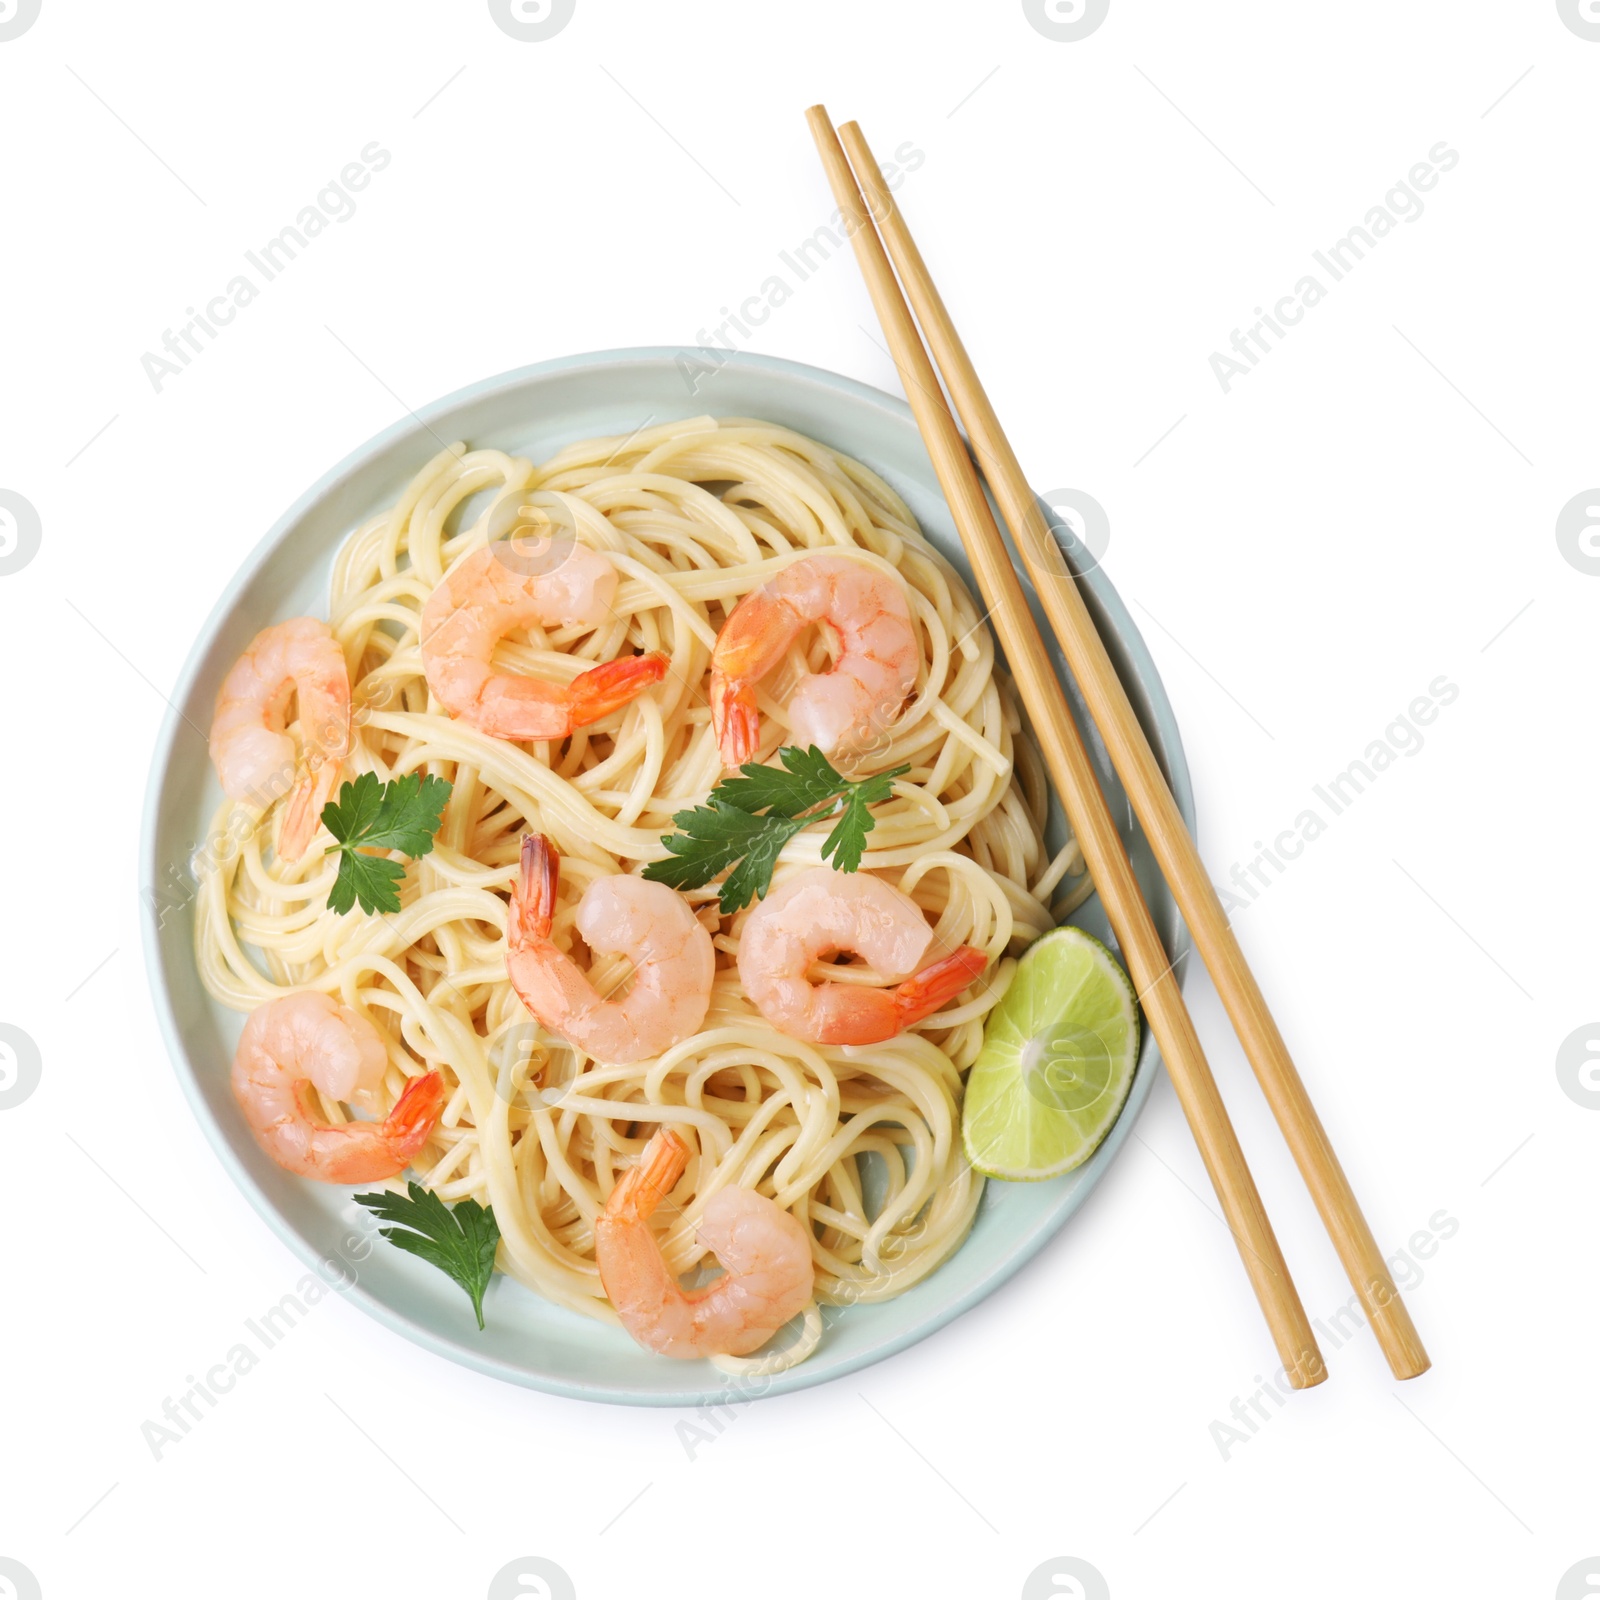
[{"x1": 962, "y1": 926, "x2": 1140, "y2": 1181}]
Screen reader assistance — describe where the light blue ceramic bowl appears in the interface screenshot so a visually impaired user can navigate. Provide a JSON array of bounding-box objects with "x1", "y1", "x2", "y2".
[{"x1": 140, "y1": 349, "x2": 1193, "y2": 1406}]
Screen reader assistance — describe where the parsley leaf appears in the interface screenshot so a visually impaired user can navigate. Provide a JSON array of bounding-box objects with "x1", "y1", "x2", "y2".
[
  {"x1": 323, "y1": 768, "x2": 386, "y2": 840},
  {"x1": 353, "y1": 1182, "x2": 501, "y2": 1331},
  {"x1": 321, "y1": 771, "x2": 453, "y2": 916},
  {"x1": 642, "y1": 746, "x2": 908, "y2": 912},
  {"x1": 350, "y1": 771, "x2": 454, "y2": 852},
  {"x1": 718, "y1": 808, "x2": 810, "y2": 911},
  {"x1": 821, "y1": 763, "x2": 902, "y2": 874},
  {"x1": 642, "y1": 802, "x2": 805, "y2": 894},
  {"x1": 326, "y1": 852, "x2": 408, "y2": 918},
  {"x1": 713, "y1": 743, "x2": 860, "y2": 817}
]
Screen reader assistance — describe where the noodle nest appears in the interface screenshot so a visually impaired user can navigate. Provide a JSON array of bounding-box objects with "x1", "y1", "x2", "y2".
[{"x1": 195, "y1": 417, "x2": 1088, "y2": 1373}]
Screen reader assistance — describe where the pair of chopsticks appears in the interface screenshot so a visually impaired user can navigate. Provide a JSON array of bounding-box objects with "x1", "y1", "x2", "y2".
[{"x1": 806, "y1": 106, "x2": 1429, "y2": 1387}]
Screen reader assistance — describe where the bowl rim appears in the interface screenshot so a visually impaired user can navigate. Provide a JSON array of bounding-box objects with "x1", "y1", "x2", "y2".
[{"x1": 139, "y1": 346, "x2": 1194, "y2": 1406}]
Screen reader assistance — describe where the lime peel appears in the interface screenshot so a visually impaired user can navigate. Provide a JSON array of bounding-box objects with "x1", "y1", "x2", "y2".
[{"x1": 962, "y1": 926, "x2": 1140, "y2": 1182}]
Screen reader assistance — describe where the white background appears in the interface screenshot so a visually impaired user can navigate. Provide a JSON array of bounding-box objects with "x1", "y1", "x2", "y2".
[{"x1": 1, "y1": 2, "x2": 1595, "y2": 1597}]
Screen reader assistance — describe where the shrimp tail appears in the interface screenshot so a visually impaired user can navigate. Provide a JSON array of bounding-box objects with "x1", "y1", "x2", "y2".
[
  {"x1": 710, "y1": 669, "x2": 760, "y2": 768},
  {"x1": 566, "y1": 651, "x2": 669, "y2": 730},
  {"x1": 609, "y1": 1128, "x2": 690, "y2": 1223},
  {"x1": 278, "y1": 747, "x2": 347, "y2": 861},
  {"x1": 708, "y1": 589, "x2": 799, "y2": 767},
  {"x1": 381, "y1": 1070, "x2": 447, "y2": 1161},
  {"x1": 893, "y1": 946, "x2": 989, "y2": 1027},
  {"x1": 514, "y1": 834, "x2": 560, "y2": 943}
]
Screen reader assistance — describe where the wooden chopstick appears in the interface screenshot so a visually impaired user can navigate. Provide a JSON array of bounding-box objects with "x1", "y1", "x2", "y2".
[
  {"x1": 806, "y1": 105, "x2": 1325, "y2": 1389},
  {"x1": 834, "y1": 118, "x2": 1430, "y2": 1383}
]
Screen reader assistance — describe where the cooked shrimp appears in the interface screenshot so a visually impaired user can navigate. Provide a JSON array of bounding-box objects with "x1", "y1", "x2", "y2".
[
  {"x1": 737, "y1": 866, "x2": 988, "y2": 1045},
  {"x1": 421, "y1": 540, "x2": 667, "y2": 740},
  {"x1": 709, "y1": 554, "x2": 919, "y2": 768},
  {"x1": 507, "y1": 834, "x2": 714, "y2": 1065},
  {"x1": 209, "y1": 617, "x2": 351, "y2": 860},
  {"x1": 232, "y1": 991, "x2": 445, "y2": 1184},
  {"x1": 596, "y1": 1128, "x2": 814, "y2": 1358}
]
